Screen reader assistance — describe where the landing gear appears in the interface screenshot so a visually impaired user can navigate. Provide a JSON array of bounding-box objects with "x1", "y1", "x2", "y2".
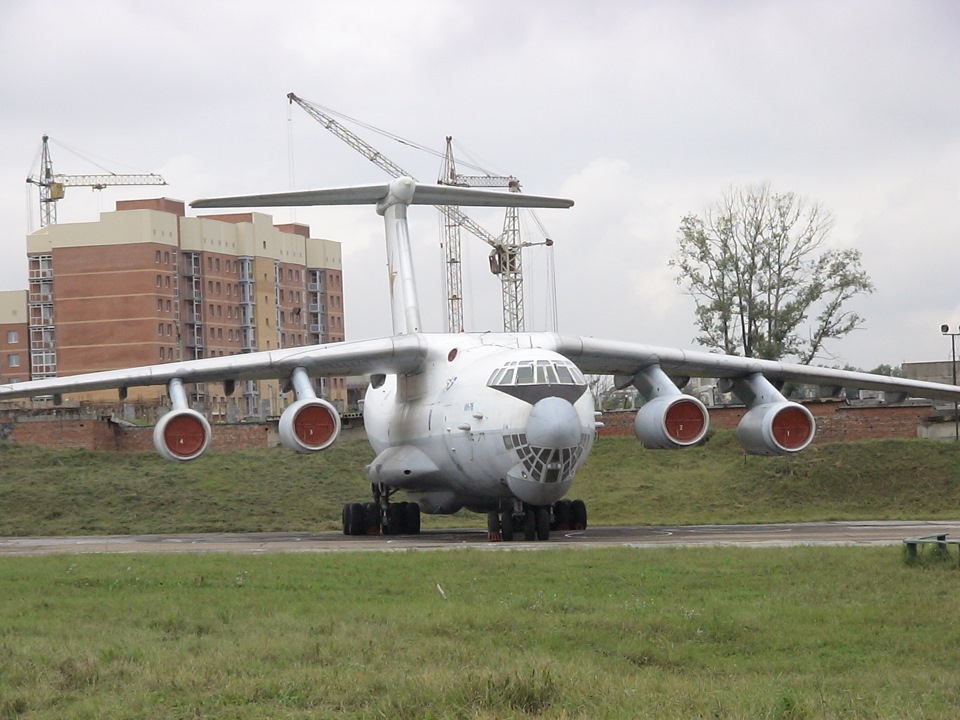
[
  {"x1": 341, "y1": 484, "x2": 421, "y2": 537},
  {"x1": 491, "y1": 499, "x2": 588, "y2": 542}
]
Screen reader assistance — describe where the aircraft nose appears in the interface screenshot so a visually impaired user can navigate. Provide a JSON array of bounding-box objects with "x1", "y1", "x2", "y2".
[{"x1": 526, "y1": 396, "x2": 582, "y2": 449}]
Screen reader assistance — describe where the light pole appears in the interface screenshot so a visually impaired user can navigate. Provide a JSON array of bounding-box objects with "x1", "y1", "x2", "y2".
[{"x1": 940, "y1": 324, "x2": 959, "y2": 441}]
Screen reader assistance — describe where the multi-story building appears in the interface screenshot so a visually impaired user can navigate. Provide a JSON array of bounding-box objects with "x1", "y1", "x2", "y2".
[
  {"x1": 13, "y1": 197, "x2": 345, "y2": 417},
  {"x1": 0, "y1": 290, "x2": 29, "y2": 385}
]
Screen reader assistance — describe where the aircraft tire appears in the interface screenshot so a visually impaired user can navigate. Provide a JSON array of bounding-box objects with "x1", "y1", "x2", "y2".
[
  {"x1": 501, "y1": 511, "x2": 515, "y2": 541},
  {"x1": 386, "y1": 504, "x2": 404, "y2": 535},
  {"x1": 553, "y1": 499, "x2": 572, "y2": 531},
  {"x1": 405, "y1": 502, "x2": 421, "y2": 535},
  {"x1": 341, "y1": 503, "x2": 351, "y2": 535},
  {"x1": 523, "y1": 510, "x2": 536, "y2": 541},
  {"x1": 364, "y1": 502, "x2": 380, "y2": 535},
  {"x1": 348, "y1": 502, "x2": 366, "y2": 536},
  {"x1": 571, "y1": 499, "x2": 588, "y2": 530},
  {"x1": 535, "y1": 507, "x2": 551, "y2": 541}
]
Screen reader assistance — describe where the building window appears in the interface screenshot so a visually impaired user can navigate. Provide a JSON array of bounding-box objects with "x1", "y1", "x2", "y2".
[
  {"x1": 165, "y1": 276, "x2": 170, "y2": 288},
  {"x1": 160, "y1": 347, "x2": 165, "y2": 360},
  {"x1": 215, "y1": 282, "x2": 221, "y2": 294},
  {"x1": 6, "y1": 331, "x2": 18, "y2": 344},
  {"x1": 207, "y1": 257, "x2": 213, "y2": 270},
  {"x1": 215, "y1": 258, "x2": 220, "y2": 271},
  {"x1": 9, "y1": 354, "x2": 20, "y2": 368},
  {"x1": 156, "y1": 275, "x2": 162, "y2": 287},
  {"x1": 157, "y1": 299, "x2": 163, "y2": 312},
  {"x1": 164, "y1": 251, "x2": 170, "y2": 264},
  {"x1": 155, "y1": 250, "x2": 161, "y2": 263},
  {"x1": 158, "y1": 323, "x2": 164, "y2": 335}
]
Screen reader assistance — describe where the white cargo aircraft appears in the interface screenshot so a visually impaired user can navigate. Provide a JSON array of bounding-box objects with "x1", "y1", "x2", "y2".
[{"x1": 4, "y1": 177, "x2": 960, "y2": 541}]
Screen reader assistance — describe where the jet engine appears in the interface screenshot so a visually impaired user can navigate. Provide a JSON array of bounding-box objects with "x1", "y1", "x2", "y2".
[
  {"x1": 634, "y1": 394, "x2": 709, "y2": 449},
  {"x1": 620, "y1": 364, "x2": 710, "y2": 449},
  {"x1": 736, "y1": 401, "x2": 815, "y2": 456},
  {"x1": 278, "y1": 397, "x2": 341, "y2": 453},
  {"x1": 153, "y1": 408, "x2": 212, "y2": 462}
]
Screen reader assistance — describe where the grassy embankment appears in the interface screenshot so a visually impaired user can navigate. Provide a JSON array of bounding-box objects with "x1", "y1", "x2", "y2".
[
  {"x1": 1, "y1": 430, "x2": 959, "y2": 536},
  {"x1": 2, "y1": 547, "x2": 959, "y2": 719}
]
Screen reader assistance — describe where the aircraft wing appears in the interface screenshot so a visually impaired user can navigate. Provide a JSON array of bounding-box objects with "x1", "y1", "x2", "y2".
[
  {"x1": 192, "y1": 180, "x2": 574, "y2": 210},
  {"x1": 0, "y1": 335, "x2": 428, "y2": 401},
  {"x1": 549, "y1": 334, "x2": 960, "y2": 402}
]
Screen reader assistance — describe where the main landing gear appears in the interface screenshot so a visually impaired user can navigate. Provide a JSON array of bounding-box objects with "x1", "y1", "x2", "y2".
[
  {"x1": 487, "y1": 498, "x2": 588, "y2": 542},
  {"x1": 341, "y1": 483, "x2": 421, "y2": 537}
]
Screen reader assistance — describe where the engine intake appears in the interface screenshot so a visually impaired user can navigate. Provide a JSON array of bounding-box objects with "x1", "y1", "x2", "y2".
[
  {"x1": 278, "y1": 397, "x2": 341, "y2": 452},
  {"x1": 736, "y1": 402, "x2": 815, "y2": 455},
  {"x1": 153, "y1": 408, "x2": 212, "y2": 462},
  {"x1": 634, "y1": 395, "x2": 709, "y2": 449}
]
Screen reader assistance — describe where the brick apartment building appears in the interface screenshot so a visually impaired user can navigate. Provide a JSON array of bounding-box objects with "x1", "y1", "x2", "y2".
[{"x1": 5, "y1": 198, "x2": 346, "y2": 418}]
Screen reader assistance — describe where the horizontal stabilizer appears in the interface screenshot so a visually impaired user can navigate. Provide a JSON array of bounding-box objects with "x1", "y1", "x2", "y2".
[{"x1": 192, "y1": 178, "x2": 573, "y2": 210}]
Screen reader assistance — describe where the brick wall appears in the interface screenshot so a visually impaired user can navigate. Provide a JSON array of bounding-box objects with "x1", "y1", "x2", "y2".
[
  {"x1": 599, "y1": 400, "x2": 939, "y2": 443},
  {"x1": 0, "y1": 407, "x2": 277, "y2": 452},
  {"x1": 0, "y1": 400, "x2": 945, "y2": 454}
]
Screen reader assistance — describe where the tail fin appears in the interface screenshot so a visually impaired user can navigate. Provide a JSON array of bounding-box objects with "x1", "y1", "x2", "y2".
[{"x1": 192, "y1": 178, "x2": 573, "y2": 335}]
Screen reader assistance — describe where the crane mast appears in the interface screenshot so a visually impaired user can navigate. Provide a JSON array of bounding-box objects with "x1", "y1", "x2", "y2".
[
  {"x1": 26, "y1": 135, "x2": 167, "y2": 227},
  {"x1": 287, "y1": 93, "x2": 532, "y2": 333},
  {"x1": 438, "y1": 137, "x2": 525, "y2": 333}
]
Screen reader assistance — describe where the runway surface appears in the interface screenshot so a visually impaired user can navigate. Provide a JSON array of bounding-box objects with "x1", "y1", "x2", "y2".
[{"x1": 1, "y1": 520, "x2": 958, "y2": 556}]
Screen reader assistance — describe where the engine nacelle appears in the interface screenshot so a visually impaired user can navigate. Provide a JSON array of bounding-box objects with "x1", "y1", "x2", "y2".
[
  {"x1": 278, "y1": 397, "x2": 341, "y2": 453},
  {"x1": 634, "y1": 395, "x2": 709, "y2": 449},
  {"x1": 153, "y1": 408, "x2": 212, "y2": 462},
  {"x1": 736, "y1": 402, "x2": 815, "y2": 456}
]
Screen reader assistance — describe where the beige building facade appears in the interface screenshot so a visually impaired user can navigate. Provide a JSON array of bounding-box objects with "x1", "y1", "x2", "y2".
[{"x1": 12, "y1": 198, "x2": 345, "y2": 417}]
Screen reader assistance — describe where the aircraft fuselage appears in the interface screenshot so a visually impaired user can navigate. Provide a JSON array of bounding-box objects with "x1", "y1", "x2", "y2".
[{"x1": 363, "y1": 334, "x2": 597, "y2": 514}]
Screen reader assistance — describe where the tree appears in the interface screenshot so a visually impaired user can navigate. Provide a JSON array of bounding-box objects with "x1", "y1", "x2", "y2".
[{"x1": 670, "y1": 183, "x2": 874, "y2": 364}]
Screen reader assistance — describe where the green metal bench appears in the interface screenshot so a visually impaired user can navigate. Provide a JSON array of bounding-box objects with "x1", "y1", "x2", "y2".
[{"x1": 903, "y1": 534, "x2": 960, "y2": 565}]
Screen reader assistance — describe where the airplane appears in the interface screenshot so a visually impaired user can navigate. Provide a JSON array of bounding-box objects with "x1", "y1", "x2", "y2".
[{"x1": 3, "y1": 175, "x2": 960, "y2": 542}]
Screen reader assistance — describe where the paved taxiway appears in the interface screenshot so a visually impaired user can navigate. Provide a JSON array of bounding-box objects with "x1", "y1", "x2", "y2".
[{"x1": 1, "y1": 520, "x2": 958, "y2": 556}]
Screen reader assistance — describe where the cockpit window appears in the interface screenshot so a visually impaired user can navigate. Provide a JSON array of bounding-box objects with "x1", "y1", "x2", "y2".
[{"x1": 488, "y1": 359, "x2": 585, "y2": 388}]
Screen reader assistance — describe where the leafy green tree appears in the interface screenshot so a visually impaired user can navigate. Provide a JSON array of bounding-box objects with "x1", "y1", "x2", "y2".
[{"x1": 671, "y1": 183, "x2": 874, "y2": 364}]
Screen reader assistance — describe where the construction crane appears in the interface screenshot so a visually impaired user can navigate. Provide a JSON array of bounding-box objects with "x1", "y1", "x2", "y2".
[
  {"x1": 26, "y1": 135, "x2": 167, "y2": 227},
  {"x1": 287, "y1": 92, "x2": 546, "y2": 333},
  {"x1": 438, "y1": 136, "x2": 551, "y2": 334}
]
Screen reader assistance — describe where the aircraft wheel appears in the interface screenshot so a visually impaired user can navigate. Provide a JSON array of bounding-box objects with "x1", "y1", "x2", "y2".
[
  {"x1": 341, "y1": 503, "x2": 351, "y2": 535},
  {"x1": 535, "y1": 507, "x2": 551, "y2": 541},
  {"x1": 487, "y1": 511, "x2": 502, "y2": 541},
  {"x1": 553, "y1": 499, "x2": 572, "y2": 531},
  {"x1": 386, "y1": 504, "x2": 404, "y2": 535},
  {"x1": 571, "y1": 499, "x2": 588, "y2": 530},
  {"x1": 523, "y1": 510, "x2": 536, "y2": 541},
  {"x1": 364, "y1": 502, "x2": 381, "y2": 535},
  {"x1": 348, "y1": 502, "x2": 366, "y2": 536},
  {"x1": 501, "y1": 511, "x2": 515, "y2": 541},
  {"x1": 405, "y1": 502, "x2": 421, "y2": 535}
]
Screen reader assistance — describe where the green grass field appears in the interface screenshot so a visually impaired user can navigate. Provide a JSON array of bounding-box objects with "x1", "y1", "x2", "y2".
[
  {"x1": 2, "y1": 433, "x2": 959, "y2": 717},
  {"x1": 1, "y1": 547, "x2": 958, "y2": 719},
  {"x1": 1, "y1": 430, "x2": 959, "y2": 536}
]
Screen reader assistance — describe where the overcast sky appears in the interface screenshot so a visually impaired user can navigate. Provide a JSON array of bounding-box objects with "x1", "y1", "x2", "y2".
[{"x1": 2, "y1": 0, "x2": 958, "y2": 371}]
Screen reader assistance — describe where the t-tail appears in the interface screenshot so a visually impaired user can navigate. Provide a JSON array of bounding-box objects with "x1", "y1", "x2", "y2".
[{"x1": 191, "y1": 177, "x2": 574, "y2": 335}]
